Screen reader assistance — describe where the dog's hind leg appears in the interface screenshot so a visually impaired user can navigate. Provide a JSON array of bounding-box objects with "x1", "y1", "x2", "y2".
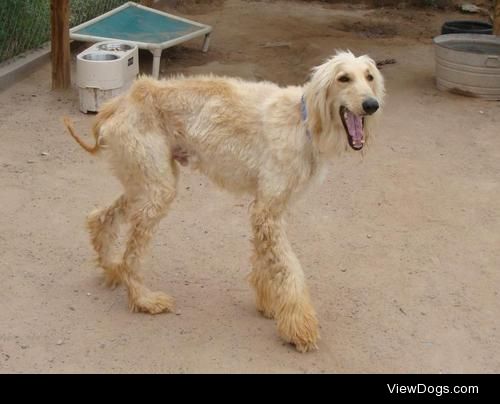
[
  {"x1": 109, "y1": 133, "x2": 178, "y2": 315},
  {"x1": 87, "y1": 195, "x2": 128, "y2": 288},
  {"x1": 118, "y1": 181, "x2": 177, "y2": 314},
  {"x1": 249, "y1": 197, "x2": 319, "y2": 353}
]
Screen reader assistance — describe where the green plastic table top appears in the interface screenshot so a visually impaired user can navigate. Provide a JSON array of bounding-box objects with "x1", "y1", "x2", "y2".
[{"x1": 72, "y1": 4, "x2": 204, "y2": 45}]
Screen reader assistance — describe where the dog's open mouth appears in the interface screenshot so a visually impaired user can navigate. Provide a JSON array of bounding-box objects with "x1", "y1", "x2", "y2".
[{"x1": 340, "y1": 106, "x2": 364, "y2": 151}]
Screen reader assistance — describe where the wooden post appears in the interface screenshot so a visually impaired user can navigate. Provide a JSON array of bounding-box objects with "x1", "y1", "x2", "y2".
[
  {"x1": 494, "y1": 0, "x2": 500, "y2": 36},
  {"x1": 51, "y1": 0, "x2": 70, "y2": 89}
]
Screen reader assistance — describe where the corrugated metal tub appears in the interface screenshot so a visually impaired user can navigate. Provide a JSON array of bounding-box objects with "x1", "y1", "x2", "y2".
[{"x1": 433, "y1": 34, "x2": 500, "y2": 100}]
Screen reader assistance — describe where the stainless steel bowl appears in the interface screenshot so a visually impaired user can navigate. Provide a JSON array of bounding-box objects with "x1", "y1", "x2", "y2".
[
  {"x1": 82, "y1": 53, "x2": 119, "y2": 61},
  {"x1": 97, "y1": 43, "x2": 134, "y2": 52}
]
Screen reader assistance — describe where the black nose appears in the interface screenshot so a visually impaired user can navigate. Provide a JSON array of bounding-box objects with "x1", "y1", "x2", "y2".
[{"x1": 362, "y1": 98, "x2": 379, "y2": 115}]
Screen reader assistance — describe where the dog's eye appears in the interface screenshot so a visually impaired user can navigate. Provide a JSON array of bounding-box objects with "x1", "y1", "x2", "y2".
[
  {"x1": 367, "y1": 74, "x2": 374, "y2": 81},
  {"x1": 338, "y1": 75, "x2": 350, "y2": 83}
]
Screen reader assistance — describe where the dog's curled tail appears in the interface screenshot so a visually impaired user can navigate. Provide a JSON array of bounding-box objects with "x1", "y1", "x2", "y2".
[
  {"x1": 63, "y1": 116, "x2": 100, "y2": 155},
  {"x1": 63, "y1": 96, "x2": 121, "y2": 154}
]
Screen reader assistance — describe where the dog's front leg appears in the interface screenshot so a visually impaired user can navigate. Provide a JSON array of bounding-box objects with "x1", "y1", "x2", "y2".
[{"x1": 249, "y1": 200, "x2": 319, "y2": 353}]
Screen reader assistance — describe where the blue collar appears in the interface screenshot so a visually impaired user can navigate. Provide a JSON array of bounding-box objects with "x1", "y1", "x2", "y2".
[{"x1": 301, "y1": 95, "x2": 312, "y2": 141}]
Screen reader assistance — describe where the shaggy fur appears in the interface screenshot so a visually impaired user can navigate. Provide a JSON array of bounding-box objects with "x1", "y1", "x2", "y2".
[{"x1": 64, "y1": 51, "x2": 385, "y2": 352}]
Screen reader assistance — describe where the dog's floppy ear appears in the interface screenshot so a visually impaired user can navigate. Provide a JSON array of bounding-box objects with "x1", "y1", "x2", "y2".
[
  {"x1": 306, "y1": 87, "x2": 328, "y2": 136},
  {"x1": 304, "y1": 56, "x2": 340, "y2": 137}
]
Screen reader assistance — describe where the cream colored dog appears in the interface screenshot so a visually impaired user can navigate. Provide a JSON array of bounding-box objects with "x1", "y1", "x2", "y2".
[{"x1": 64, "y1": 50, "x2": 385, "y2": 352}]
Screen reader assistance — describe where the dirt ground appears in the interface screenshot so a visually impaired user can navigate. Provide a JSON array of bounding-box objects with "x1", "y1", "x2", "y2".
[{"x1": 1, "y1": 0, "x2": 499, "y2": 373}]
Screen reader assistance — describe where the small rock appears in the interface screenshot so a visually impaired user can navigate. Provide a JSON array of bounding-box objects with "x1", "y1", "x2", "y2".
[
  {"x1": 86, "y1": 292, "x2": 91, "y2": 296},
  {"x1": 69, "y1": 306, "x2": 75, "y2": 311},
  {"x1": 27, "y1": 160, "x2": 35, "y2": 164},
  {"x1": 460, "y1": 3, "x2": 480, "y2": 13},
  {"x1": 340, "y1": 268, "x2": 347, "y2": 272},
  {"x1": 479, "y1": 110, "x2": 484, "y2": 114},
  {"x1": 56, "y1": 339, "x2": 63, "y2": 346},
  {"x1": 376, "y1": 58, "x2": 397, "y2": 68},
  {"x1": 367, "y1": 234, "x2": 372, "y2": 239},
  {"x1": 40, "y1": 152, "x2": 49, "y2": 157},
  {"x1": 175, "y1": 311, "x2": 182, "y2": 316},
  {"x1": 20, "y1": 344, "x2": 29, "y2": 350}
]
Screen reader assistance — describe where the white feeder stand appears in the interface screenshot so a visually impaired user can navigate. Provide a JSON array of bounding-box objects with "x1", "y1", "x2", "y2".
[
  {"x1": 70, "y1": 2, "x2": 212, "y2": 79},
  {"x1": 76, "y1": 41, "x2": 139, "y2": 113}
]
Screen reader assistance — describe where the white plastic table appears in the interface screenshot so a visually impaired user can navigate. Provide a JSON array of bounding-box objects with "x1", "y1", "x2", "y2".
[{"x1": 70, "y1": 1, "x2": 212, "y2": 78}]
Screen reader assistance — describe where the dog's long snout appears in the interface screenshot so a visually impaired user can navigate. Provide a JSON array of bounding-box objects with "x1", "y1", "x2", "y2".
[{"x1": 362, "y1": 98, "x2": 379, "y2": 115}]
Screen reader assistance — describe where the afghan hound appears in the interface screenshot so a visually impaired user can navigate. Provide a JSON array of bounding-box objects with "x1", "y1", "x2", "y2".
[{"x1": 64, "y1": 51, "x2": 385, "y2": 352}]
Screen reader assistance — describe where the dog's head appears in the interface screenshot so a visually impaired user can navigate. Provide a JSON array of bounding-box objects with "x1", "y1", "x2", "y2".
[{"x1": 304, "y1": 51, "x2": 385, "y2": 153}]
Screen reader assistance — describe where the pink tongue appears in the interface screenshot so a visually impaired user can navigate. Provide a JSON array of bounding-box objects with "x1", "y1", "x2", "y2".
[{"x1": 345, "y1": 110, "x2": 363, "y2": 147}]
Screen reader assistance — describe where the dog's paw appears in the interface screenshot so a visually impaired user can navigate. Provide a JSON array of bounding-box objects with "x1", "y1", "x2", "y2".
[
  {"x1": 129, "y1": 291, "x2": 175, "y2": 314},
  {"x1": 291, "y1": 336, "x2": 319, "y2": 353},
  {"x1": 277, "y1": 304, "x2": 320, "y2": 353},
  {"x1": 249, "y1": 271, "x2": 276, "y2": 319},
  {"x1": 100, "y1": 264, "x2": 122, "y2": 289},
  {"x1": 256, "y1": 304, "x2": 275, "y2": 319}
]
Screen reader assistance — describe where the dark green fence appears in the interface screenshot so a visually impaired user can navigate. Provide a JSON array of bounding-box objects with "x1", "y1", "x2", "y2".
[{"x1": 0, "y1": 0, "x2": 129, "y2": 63}]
